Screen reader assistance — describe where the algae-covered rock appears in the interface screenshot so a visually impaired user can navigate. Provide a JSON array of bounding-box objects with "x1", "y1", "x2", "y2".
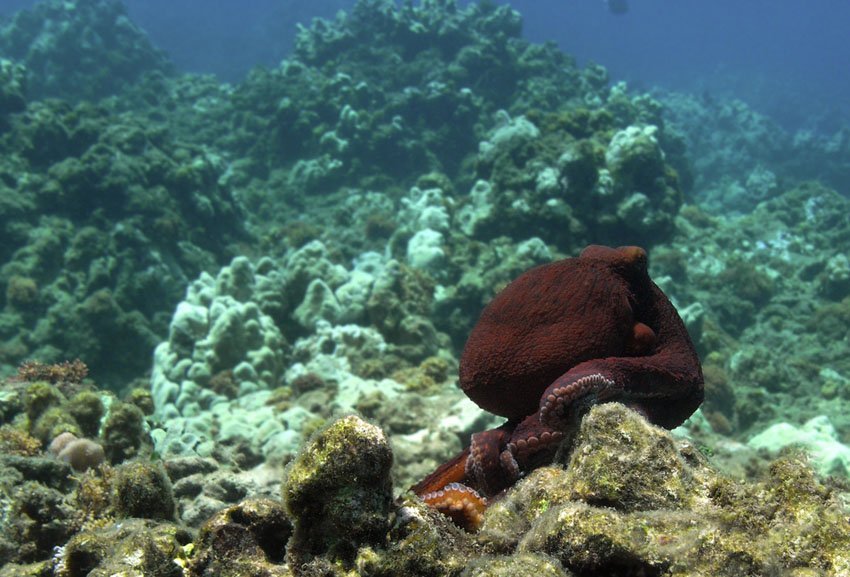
[
  {"x1": 5, "y1": 480, "x2": 76, "y2": 564},
  {"x1": 0, "y1": 560, "x2": 53, "y2": 577},
  {"x1": 480, "y1": 403, "x2": 850, "y2": 577},
  {"x1": 477, "y1": 467, "x2": 572, "y2": 552},
  {"x1": 53, "y1": 518, "x2": 189, "y2": 577},
  {"x1": 189, "y1": 498, "x2": 292, "y2": 577},
  {"x1": 283, "y1": 415, "x2": 392, "y2": 568},
  {"x1": 561, "y1": 402, "x2": 704, "y2": 511},
  {"x1": 63, "y1": 391, "x2": 104, "y2": 439},
  {"x1": 101, "y1": 401, "x2": 148, "y2": 463},
  {"x1": 460, "y1": 552, "x2": 569, "y2": 577},
  {"x1": 519, "y1": 502, "x2": 701, "y2": 576},
  {"x1": 356, "y1": 498, "x2": 476, "y2": 577},
  {"x1": 111, "y1": 461, "x2": 175, "y2": 521}
]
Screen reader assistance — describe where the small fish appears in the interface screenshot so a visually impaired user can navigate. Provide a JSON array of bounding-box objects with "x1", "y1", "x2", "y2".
[{"x1": 605, "y1": 0, "x2": 629, "y2": 14}]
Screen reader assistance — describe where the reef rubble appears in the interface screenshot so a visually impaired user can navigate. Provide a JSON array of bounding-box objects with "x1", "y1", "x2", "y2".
[{"x1": 4, "y1": 404, "x2": 845, "y2": 577}]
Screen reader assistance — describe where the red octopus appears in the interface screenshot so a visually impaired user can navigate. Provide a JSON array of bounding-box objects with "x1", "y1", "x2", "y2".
[{"x1": 413, "y1": 245, "x2": 704, "y2": 530}]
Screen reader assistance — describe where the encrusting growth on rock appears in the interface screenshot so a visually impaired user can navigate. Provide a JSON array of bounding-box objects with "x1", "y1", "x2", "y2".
[{"x1": 282, "y1": 415, "x2": 393, "y2": 570}]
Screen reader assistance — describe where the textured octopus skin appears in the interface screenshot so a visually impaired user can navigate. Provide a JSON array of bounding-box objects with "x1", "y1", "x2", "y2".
[{"x1": 412, "y1": 245, "x2": 704, "y2": 529}]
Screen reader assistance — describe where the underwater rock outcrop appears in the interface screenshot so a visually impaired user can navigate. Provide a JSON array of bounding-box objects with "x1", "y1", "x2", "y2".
[
  {"x1": 0, "y1": 0, "x2": 172, "y2": 102},
  {"x1": 500, "y1": 404, "x2": 850, "y2": 576},
  {"x1": 276, "y1": 405, "x2": 850, "y2": 577},
  {"x1": 1, "y1": 391, "x2": 848, "y2": 576},
  {"x1": 189, "y1": 499, "x2": 292, "y2": 577},
  {"x1": 0, "y1": 97, "x2": 248, "y2": 384},
  {"x1": 283, "y1": 415, "x2": 393, "y2": 570},
  {"x1": 53, "y1": 519, "x2": 190, "y2": 577}
]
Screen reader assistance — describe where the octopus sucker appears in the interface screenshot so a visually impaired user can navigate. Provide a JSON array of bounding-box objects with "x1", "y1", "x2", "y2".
[{"x1": 418, "y1": 482, "x2": 487, "y2": 532}]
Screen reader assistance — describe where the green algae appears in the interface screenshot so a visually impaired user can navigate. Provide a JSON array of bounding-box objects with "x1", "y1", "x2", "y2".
[
  {"x1": 190, "y1": 498, "x2": 292, "y2": 577},
  {"x1": 111, "y1": 461, "x2": 175, "y2": 521},
  {"x1": 53, "y1": 518, "x2": 189, "y2": 577},
  {"x1": 100, "y1": 401, "x2": 147, "y2": 463},
  {"x1": 480, "y1": 404, "x2": 850, "y2": 577},
  {"x1": 283, "y1": 415, "x2": 393, "y2": 568}
]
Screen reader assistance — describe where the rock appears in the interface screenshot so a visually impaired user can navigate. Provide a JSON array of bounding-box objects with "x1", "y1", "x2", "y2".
[
  {"x1": 356, "y1": 499, "x2": 475, "y2": 577},
  {"x1": 53, "y1": 519, "x2": 189, "y2": 577},
  {"x1": 748, "y1": 415, "x2": 850, "y2": 477},
  {"x1": 189, "y1": 499, "x2": 292, "y2": 577},
  {"x1": 476, "y1": 403, "x2": 850, "y2": 577},
  {"x1": 162, "y1": 456, "x2": 218, "y2": 482},
  {"x1": 459, "y1": 552, "x2": 569, "y2": 577},
  {"x1": 561, "y1": 402, "x2": 699, "y2": 511},
  {"x1": 283, "y1": 415, "x2": 392, "y2": 567},
  {"x1": 111, "y1": 461, "x2": 175, "y2": 521}
]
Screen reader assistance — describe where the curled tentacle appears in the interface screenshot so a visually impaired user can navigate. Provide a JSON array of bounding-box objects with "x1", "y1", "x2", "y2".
[{"x1": 418, "y1": 482, "x2": 487, "y2": 532}]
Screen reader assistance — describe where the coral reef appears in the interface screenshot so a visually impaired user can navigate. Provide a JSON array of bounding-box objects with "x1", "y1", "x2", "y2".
[
  {"x1": 0, "y1": 58, "x2": 26, "y2": 122},
  {"x1": 0, "y1": 0, "x2": 172, "y2": 102},
  {"x1": 149, "y1": 247, "x2": 451, "y2": 468},
  {"x1": 0, "y1": 97, "x2": 248, "y2": 384},
  {"x1": 0, "y1": 0, "x2": 848, "y2": 574},
  {"x1": 658, "y1": 182, "x2": 850, "y2": 437},
  {"x1": 660, "y1": 90, "x2": 850, "y2": 211},
  {"x1": 470, "y1": 109, "x2": 683, "y2": 249}
]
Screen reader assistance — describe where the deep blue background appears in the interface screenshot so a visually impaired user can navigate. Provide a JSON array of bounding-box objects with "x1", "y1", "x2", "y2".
[{"x1": 2, "y1": 0, "x2": 848, "y2": 128}]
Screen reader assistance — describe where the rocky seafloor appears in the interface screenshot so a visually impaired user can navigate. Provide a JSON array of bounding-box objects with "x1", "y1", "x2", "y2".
[{"x1": 1, "y1": 0, "x2": 849, "y2": 575}]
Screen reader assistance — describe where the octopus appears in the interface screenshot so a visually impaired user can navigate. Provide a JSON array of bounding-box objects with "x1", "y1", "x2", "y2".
[{"x1": 412, "y1": 245, "x2": 704, "y2": 530}]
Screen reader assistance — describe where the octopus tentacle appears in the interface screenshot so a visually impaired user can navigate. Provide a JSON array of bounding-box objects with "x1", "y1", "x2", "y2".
[
  {"x1": 465, "y1": 425, "x2": 515, "y2": 497},
  {"x1": 539, "y1": 371, "x2": 620, "y2": 429},
  {"x1": 418, "y1": 482, "x2": 487, "y2": 532},
  {"x1": 410, "y1": 448, "x2": 470, "y2": 497},
  {"x1": 503, "y1": 413, "x2": 566, "y2": 472}
]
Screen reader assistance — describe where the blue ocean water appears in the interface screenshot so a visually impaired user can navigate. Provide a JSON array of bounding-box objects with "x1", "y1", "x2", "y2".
[
  {"x1": 131, "y1": 0, "x2": 850, "y2": 127},
  {"x1": 4, "y1": 0, "x2": 845, "y2": 130},
  {"x1": 511, "y1": 0, "x2": 850, "y2": 131}
]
